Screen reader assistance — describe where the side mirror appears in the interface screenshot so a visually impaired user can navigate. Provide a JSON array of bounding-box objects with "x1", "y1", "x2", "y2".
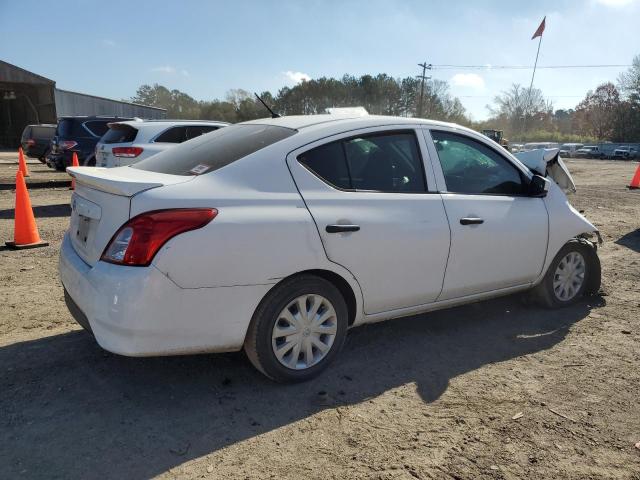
[{"x1": 528, "y1": 174, "x2": 549, "y2": 197}]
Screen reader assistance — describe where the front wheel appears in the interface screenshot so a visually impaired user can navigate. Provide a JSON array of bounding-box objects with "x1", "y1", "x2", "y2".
[
  {"x1": 533, "y1": 239, "x2": 601, "y2": 308},
  {"x1": 244, "y1": 274, "x2": 348, "y2": 383}
]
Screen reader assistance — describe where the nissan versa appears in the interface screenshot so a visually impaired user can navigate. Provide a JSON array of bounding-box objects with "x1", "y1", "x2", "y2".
[{"x1": 60, "y1": 114, "x2": 602, "y2": 383}]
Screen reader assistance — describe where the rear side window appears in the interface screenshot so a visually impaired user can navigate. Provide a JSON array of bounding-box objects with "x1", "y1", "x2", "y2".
[
  {"x1": 101, "y1": 124, "x2": 138, "y2": 144},
  {"x1": 298, "y1": 142, "x2": 351, "y2": 189},
  {"x1": 84, "y1": 121, "x2": 110, "y2": 137},
  {"x1": 185, "y1": 125, "x2": 218, "y2": 140},
  {"x1": 298, "y1": 131, "x2": 427, "y2": 193},
  {"x1": 155, "y1": 126, "x2": 187, "y2": 143},
  {"x1": 132, "y1": 124, "x2": 296, "y2": 176}
]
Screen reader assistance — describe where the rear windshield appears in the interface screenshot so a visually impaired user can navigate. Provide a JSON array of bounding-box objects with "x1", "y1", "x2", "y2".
[
  {"x1": 132, "y1": 124, "x2": 296, "y2": 176},
  {"x1": 84, "y1": 121, "x2": 110, "y2": 137},
  {"x1": 32, "y1": 126, "x2": 56, "y2": 139},
  {"x1": 102, "y1": 124, "x2": 138, "y2": 144}
]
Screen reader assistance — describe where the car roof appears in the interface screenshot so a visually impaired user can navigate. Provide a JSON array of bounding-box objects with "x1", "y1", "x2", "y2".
[
  {"x1": 241, "y1": 114, "x2": 459, "y2": 132},
  {"x1": 110, "y1": 119, "x2": 229, "y2": 127}
]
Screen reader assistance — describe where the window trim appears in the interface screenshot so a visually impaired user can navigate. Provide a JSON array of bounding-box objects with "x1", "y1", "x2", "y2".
[
  {"x1": 296, "y1": 129, "x2": 432, "y2": 194},
  {"x1": 426, "y1": 128, "x2": 534, "y2": 198}
]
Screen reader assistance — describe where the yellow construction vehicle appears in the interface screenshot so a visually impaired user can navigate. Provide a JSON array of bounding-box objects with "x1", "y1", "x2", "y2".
[{"x1": 481, "y1": 129, "x2": 510, "y2": 151}]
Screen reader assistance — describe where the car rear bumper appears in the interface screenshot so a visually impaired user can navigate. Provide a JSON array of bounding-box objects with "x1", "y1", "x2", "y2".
[{"x1": 59, "y1": 233, "x2": 272, "y2": 356}]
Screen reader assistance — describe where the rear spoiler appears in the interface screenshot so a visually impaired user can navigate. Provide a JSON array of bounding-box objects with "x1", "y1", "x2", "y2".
[{"x1": 67, "y1": 167, "x2": 178, "y2": 197}]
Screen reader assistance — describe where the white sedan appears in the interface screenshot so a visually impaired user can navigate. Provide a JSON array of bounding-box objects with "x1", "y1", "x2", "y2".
[{"x1": 60, "y1": 114, "x2": 602, "y2": 382}]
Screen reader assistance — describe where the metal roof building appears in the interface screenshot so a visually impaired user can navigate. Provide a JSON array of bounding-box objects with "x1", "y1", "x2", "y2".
[{"x1": 0, "y1": 60, "x2": 166, "y2": 147}]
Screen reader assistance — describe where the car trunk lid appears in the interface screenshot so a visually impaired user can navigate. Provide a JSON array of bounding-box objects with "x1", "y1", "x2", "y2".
[{"x1": 67, "y1": 166, "x2": 194, "y2": 266}]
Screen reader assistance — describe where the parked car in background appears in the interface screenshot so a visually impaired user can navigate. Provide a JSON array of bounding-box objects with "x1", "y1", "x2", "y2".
[
  {"x1": 46, "y1": 116, "x2": 133, "y2": 170},
  {"x1": 559, "y1": 143, "x2": 583, "y2": 158},
  {"x1": 20, "y1": 124, "x2": 56, "y2": 163},
  {"x1": 61, "y1": 114, "x2": 602, "y2": 382},
  {"x1": 612, "y1": 146, "x2": 637, "y2": 160},
  {"x1": 523, "y1": 142, "x2": 560, "y2": 151},
  {"x1": 95, "y1": 120, "x2": 228, "y2": 167},
  {"x1": 574, "y1": 145, "x2": 605, "y2": 159}
]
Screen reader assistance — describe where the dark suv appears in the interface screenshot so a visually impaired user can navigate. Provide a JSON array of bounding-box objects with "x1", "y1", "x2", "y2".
[
  {"x1": 20, "y1": 124, "x2": 56, "y2": 163},
  {"x1": 46, "y1": 116, "x2": 133, "y2": 170}
]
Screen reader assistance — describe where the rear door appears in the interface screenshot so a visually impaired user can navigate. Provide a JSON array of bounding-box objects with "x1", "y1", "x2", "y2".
[
  {"x1": 287, "y1": 127, "x2": 451, "y2": 315},
  {"x1": 425, "y1": 128, "x2": 549, "y2": 300}
]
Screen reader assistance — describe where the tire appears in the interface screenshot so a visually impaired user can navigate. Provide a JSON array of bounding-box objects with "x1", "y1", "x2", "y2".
[
  {"x1": 244, "y1": 274, "x2": 348, "y2": 383},
  {"x1": 533, "y1": 239, "x2": 601, "y2": 308}
]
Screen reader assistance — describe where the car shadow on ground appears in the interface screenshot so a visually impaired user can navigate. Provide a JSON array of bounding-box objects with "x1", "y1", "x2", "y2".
[
  {"x1": 615, "y1": 227, "x2": 640, "y2": 253},
  {"x1": 0, "y1": 294, "x2": 602, "y2": 479},
  {"x1": 0, "y1": 203, "x2": 71, "y2": 219}
]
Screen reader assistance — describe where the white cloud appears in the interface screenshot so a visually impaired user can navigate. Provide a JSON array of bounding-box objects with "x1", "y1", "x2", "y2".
[
  {"x1": 180, "y1": 69, "x2": 190, "y2": 77},
  {"x1": 152, "y1": 65, "x2": 176, "y2": 74},
  {"x1": 451, "y1": 73, "x2": 485, "y2": 90},
  {"x1": 283, "y1": 70, "x2": 311, "y2": 84},
  {"x1": 102, "y1": 39, "x2": 116, "y2": 47},
  {"x1": 594, "y1": 0, "x2": 636, "y2": 6}
]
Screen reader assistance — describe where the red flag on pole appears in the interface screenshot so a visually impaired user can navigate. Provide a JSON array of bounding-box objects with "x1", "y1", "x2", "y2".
[{"x1": 531, "y1": 16, "x2": 546, "y2": 40}]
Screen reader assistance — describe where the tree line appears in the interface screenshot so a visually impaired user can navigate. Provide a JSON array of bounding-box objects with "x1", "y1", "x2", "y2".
[{"x1": 131, "y1": 54, "x2": 640, "y2": 143}]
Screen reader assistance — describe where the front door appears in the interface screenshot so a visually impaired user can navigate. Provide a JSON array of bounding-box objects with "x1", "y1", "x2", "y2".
[
  {"x1": 287, "y1": 127, "x2": 451, "y2": 315},
  {"x1": 426, "y1": 129, "x2": 549, "y2": 300}
]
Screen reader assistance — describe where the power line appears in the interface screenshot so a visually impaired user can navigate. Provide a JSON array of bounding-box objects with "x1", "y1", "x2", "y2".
[{"x1": 431, "y1": 64, "x2": 632, "y2": 70}]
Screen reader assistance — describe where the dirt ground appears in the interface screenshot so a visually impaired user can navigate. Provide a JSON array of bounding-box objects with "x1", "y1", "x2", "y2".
[{"x1": 0, "y1": 153, "x2": 639, "y2": 480}]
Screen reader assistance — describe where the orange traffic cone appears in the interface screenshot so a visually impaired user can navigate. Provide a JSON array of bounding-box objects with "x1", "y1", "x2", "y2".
[
  {"x1": 69, "y1": 152, "x2": 79, "y2": 190},
  {"x1": 5, "y1": 171, "x2": 48, "y2": 249},
  {"x1": 629, "y1": 163, "x2": 640, "y2": 190},
  {"x1": 18, "y1": 146, "x2": 30, "y2": 177}
]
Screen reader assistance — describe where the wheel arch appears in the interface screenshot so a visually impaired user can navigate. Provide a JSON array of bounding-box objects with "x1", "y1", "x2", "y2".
[{"x1": 254, "y1": 269, "x2": 362, "y2": 328}]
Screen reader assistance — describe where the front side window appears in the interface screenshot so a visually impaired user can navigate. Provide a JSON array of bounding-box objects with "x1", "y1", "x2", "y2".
[
  {"x1": 431, "y1": 131, "x2": 526, "y2": 195},
  {"x1": 298, "y1": 131, "x2": 427, "y2": 193}
]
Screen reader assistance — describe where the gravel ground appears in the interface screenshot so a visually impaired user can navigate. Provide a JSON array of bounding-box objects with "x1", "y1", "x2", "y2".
[{"x1": 0, "y1": 155, "x2": 639, "y2": 480}]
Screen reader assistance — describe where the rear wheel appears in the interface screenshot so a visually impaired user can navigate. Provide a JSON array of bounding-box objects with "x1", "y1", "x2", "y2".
[
  {"x1": 534, "y1": 239, "x2": 601, "y2": 308},
  {"x1": 244, "y1": 274, "x2": 348, "y2": 383}
]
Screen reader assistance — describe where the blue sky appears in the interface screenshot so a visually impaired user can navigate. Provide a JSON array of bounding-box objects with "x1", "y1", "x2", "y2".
[{"x1": 1, "y1": 0, "x2": 638, "y2": 120}]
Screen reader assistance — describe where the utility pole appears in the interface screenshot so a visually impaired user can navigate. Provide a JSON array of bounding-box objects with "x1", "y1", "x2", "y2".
[{"x1": 417, "y1": 62, "x2": 432, "y2": 118}]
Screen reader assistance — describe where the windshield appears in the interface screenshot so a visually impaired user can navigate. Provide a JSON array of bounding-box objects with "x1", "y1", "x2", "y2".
[{"x1": 132, "y1": 124, "x2": 296, "y2": 176}]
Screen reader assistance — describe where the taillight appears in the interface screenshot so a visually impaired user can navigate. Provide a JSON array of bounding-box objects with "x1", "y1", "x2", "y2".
[
  {"x1": 101, "y1": 209, "x2": 217, "y2": 266},
  {"x1": 60, "y1": 140, "x2": 78, "y2": 150},
  {"x1": 112, "y1": 146, "x2": 143, "y2": 158},
  {"x1": 26, "y1": 139, "x2": 35, "y2": 146}
]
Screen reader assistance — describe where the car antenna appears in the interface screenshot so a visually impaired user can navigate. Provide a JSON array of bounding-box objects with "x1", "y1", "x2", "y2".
[{"x1": 254, "y1": 93, "x2": 280, "y2": 118}]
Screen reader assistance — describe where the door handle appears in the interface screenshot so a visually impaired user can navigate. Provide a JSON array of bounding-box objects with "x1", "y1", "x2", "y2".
[
  {"x1": 460, "y1": 217, "x2": 484, "y2": 225},
  {"x1": 326, "y1": 224, "x2": 360, "y2": 233}
]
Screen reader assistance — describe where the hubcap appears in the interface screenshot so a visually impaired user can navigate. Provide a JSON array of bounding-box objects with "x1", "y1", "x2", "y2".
[
  {"x1": 553, "y1": 251, "x2": 586, "y2": 301},
  {"x1": 271, "y1": 294, "x2": 338, "y2": 370}
]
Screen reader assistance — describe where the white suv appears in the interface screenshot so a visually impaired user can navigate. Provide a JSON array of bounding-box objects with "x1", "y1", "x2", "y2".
[{"x1": 95, "y1": 120, "x2": 228, "y2": 167}]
